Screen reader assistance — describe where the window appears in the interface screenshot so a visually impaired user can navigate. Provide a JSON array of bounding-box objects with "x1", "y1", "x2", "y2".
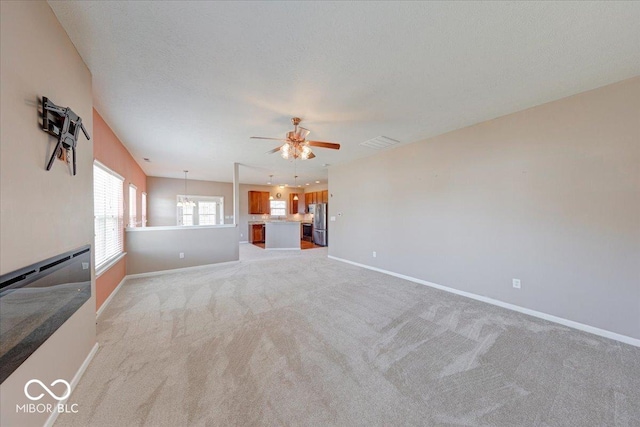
[
  {"x1": 141, "y1": 192, "x2": 147, "y2": 227},
  {"x1": 270, "y1": 200, "x2": 286, "y2": 216},
  {"x1": 178, "y1": 201, "x2": 194, "y2": 226},
  {"x1": 198, "y1": 201, "x2": 217, "y2": 225},
  {"x1": 94, "y1": 162, "x2": 124, "y2": 269},
  {"x1": 129, "y1": 184, "x2": 137, "y2": 227},
  {"x1": 177, "y1": 195, "x2": 224, "y2": 226}
]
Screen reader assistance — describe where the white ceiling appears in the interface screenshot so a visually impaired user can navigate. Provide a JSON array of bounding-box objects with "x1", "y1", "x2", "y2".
[{"x1": 49, "y1": 1, "x2": 640, "y2": 185}]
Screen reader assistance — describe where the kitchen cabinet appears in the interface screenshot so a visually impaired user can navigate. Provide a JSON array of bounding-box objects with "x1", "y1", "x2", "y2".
[
  {"x1": 248, "y1": 191, "x2": 270, "y2": 214},
  {"x1": 305, "y1": 193, "x2": 312, "y2": 211},
  {"x1": 289, "y1": 193, "x2": 301, "y2": 214},
  {"x1": 250, "y1": 223, "x2": 265, "y2": 243},
  {"x1": 304, "y1": 190, "x2": 329, "y2": 213}
]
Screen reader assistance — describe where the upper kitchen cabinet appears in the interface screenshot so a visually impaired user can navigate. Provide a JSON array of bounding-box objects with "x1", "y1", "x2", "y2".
[
  {"x1": 289, "y1": 193, "x2": 302, "y2": 214},
  {"x1": 303, "y1": 190, "x2": 328, "y2": 212},
  {"x1": 248, "y1": 191, "x2": 270, "y2": 214}
]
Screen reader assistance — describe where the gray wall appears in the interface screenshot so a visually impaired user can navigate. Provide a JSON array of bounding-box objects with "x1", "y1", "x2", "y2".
[
  {"x1": 125, "y1": 226, "x2": 239, "y2": 275},
  {"x1": 0, "y1": 2, "x2": 96, "y2": 425},
  {"x1": 329, "y1": 77, "x2": 640, "y2": 340},
  {"x1": 146, "y1": 176, "x2": 234, "y2": 226}
]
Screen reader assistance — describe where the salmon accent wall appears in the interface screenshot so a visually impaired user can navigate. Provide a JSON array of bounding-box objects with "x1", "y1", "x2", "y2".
[{"x1": 93, "y1": 109, "x2": 147, "y2": 311}]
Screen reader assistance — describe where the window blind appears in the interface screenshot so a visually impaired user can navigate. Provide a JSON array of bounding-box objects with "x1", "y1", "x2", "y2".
[{"x1": 94, "y1": 162, "x2": 124, "y2": 268}]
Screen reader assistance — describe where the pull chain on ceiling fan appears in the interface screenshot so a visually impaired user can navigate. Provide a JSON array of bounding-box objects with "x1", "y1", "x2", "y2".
[
  {"x1": 251, "y1": 117, "x2": 341, "y2": 160},
  {"x1": 293, "y1": 161, "x2": 299, "y2": 200}
]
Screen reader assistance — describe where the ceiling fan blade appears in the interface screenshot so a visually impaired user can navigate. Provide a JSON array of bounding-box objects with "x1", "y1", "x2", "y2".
[
  {"x1": 307, "y1": 140, "x2": 341, "y2": 150},
  {"x1": 267, "y1": 146, "x2": 282, "y2": 154},
  {"x1": 251, "y1": 136, "x2": 288, "y2": 141}
]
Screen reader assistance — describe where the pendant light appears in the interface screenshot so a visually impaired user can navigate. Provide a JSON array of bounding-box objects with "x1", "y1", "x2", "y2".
[
  {"x1": 293, "y1": 161, "x2": 299, "y2": 200},
  {"x1": 268, "y1": 175, "x2": 274, "y2": 200},
  {"x1": 177, "y1": 170, "x2": 196, "y2": 207}
]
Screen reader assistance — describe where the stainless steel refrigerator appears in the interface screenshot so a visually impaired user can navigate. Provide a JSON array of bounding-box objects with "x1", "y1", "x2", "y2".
[{"x1": 312, "y1": 203, "x2": 328, "y2": 246}]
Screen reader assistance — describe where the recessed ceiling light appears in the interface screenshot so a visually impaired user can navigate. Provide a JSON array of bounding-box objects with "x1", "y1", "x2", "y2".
[
  {"x1": 315, "y1": 180, "x2": 320, "y2": 184},
  {"x1": 305, "y1": 183, "x2": 310, "y2": 186},
  {"x1": 279, "y1": 185, "x2": 284, "y2": 189}
]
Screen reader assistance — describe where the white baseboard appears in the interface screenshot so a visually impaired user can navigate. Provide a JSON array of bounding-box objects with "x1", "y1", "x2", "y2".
[
  {"x1": 265, "y1": 247, "x2": 301, "y2": 251},
  {"x1": 127, "y1": 260, "x2": 240, "y2": 279},
  {"x1": 239, "y1": 240, "x2": 249, "y2": 244},
  {"x1": 328, "y1": 255, "x2": 640, "y2": 348},
  {"x1": 96, "y1": 276, "x2": 127, "y2": 318},
  {"x1": 44, "y1": 342, "x2": 99, "y2": 427}
]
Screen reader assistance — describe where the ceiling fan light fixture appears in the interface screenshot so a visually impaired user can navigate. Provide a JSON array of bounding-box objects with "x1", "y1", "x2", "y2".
[
  {"x1": 280, "y1": 143, "x2": 291, "y2": 159},
  {"x1": 253, "y1": 117, "x2": 340, "y2": 161},
  {"x1": 298, "y1": 127, "x2": 310, "y2": 140},
  {"x1": 300, "y1": 145, "x2": 312, "y2": 159},
  {"x1": 293, "y1": 194, "x2": 299, "y2": 200}
]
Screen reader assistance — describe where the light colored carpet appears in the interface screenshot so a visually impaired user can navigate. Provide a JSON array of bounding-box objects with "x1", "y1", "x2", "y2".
[{"x1": 56, "y1": 249, "x2": 640, "y2": 426}]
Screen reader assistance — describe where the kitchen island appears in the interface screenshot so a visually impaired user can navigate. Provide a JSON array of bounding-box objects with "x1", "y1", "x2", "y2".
[{"x1": 265, "y1": 222, "x2": 301, "y2": 250}]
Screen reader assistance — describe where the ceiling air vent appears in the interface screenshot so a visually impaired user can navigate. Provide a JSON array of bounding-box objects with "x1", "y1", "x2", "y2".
[{"x1": 360, "y1": 136, "x2": 400, "y2": 150}]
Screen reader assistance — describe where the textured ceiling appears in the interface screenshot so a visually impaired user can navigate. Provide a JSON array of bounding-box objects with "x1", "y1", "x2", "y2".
[{"x1": 48, "y1": 1, "x2": 640, "y2": 185}]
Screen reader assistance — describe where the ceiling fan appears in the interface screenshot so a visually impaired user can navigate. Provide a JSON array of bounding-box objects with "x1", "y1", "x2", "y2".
[{"x1": 251, "y1": 117, "x2": 340, "y2": 160}]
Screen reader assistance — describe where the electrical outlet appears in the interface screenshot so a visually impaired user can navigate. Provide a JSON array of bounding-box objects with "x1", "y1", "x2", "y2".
[
  {"x1": 179, "y1": 252, "x2": 185, "y2": 259},
  {"x1": 373, "y1": 251, "x2": 377, "y2": 258},
  {"x1": 512, "y1": 278, "x2": 521, "y2": 289}
]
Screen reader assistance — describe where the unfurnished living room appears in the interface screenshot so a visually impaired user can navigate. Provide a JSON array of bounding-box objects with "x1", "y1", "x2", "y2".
[{"x1": 1, "y1": 1, "x2": 639, "y2": 426}]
